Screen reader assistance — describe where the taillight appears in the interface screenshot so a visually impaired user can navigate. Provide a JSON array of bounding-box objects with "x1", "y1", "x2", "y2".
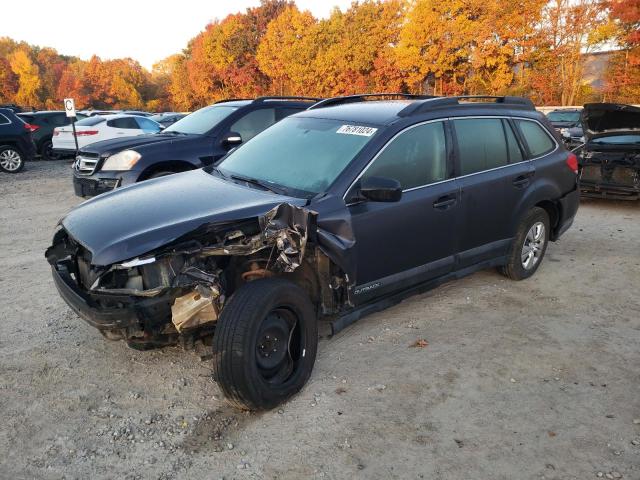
[
  {"x1": 566, "y1": 152, "x2": 578, "y2": 174},
  {"x1": 74, "y1": 130, "x2": 99, "y2": 136},
  {"x1": 23, "y1": 123, "x2": 39, "y2": 132},
  {"x1": 53, "y1": 129, "x2": 60, "y2": 136}
]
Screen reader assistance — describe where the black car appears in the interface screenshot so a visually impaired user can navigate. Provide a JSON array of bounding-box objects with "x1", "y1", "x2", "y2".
[
  {"x1": 46, "y1": 94, "x2": 579, "y2": 410},
  {"x1": 72, "y1": 97, "x2": 319, "y2": 197},
  {"x1": 150, "y1": 112, "x2": 187, "y2": 128},
  {"x1": 546, "y1": 108, "x2": 584, "y2": 147},
  {"x1": 0, "y1": 107, "x2": 37, "y2": 173},
  {"x1": 18, "y1": 111, "x2": 88, "y2": 160},
  {"x1": 578, "y1": 103, "x2": 640, "y2": 200}
]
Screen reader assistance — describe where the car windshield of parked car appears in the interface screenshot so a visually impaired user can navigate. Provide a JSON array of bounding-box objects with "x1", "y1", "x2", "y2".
[
  {"x1": 547, "y1": 111, "x2": 581, "y2": 123},
  {"x1": 75, "y1": 116, "x2": 105, "y2": 126},
  {"x1": 164, "y1": 106, "x2": 237, "y2": 135},
  {"x1": 217, "y1": 117, "x2": 377, "y2": 197},
  {"x1": 591, "y1": 134, "x2": 640, "y2": 145}
]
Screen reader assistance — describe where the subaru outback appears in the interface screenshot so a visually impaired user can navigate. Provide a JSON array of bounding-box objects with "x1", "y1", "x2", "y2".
[{"x1": 46, "y1": 94, "x2": 580, "y2": 410}]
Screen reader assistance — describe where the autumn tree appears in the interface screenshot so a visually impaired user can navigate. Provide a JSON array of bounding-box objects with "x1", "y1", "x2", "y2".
[
  {"x1": 256, "y1": 6, "x2": 320, "y2": 95},
  {"x1": 313, "y1": 0, "x2": 406, "y2": 95},
  {"x1": 604, "y1": 0, "x2": 640, "y2": 103},
  {"x1": 9, "y1": 48, "x2": 41, "y2": 107},
  {"x1": 528, "y1": 0, "x2": 610, "y2": 105}
]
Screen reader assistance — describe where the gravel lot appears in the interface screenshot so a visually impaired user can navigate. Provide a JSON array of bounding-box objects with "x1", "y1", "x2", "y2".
[{"x1": 1, "y1": 160, "x2": 639, "y2": 480}]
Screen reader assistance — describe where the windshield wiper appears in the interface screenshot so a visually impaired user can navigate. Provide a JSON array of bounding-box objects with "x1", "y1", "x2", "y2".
[
  {"x1": 229, "y1": 174, "x2": 286, "y2": 195},
  {"x1": 162, "y1": 130, "x2": 186, "y2": 135}
]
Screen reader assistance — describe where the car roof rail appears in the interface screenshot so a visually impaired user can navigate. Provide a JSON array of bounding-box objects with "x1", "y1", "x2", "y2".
[
  {"x1": 398, "y1": 95, "x2": 535, "y2": 117},
  {"x1": 307, "y1": 93, "x2": 437, "y2": 110},
  {"x1": 213, "y1": 98, "x2": 252, "y2": 104},
  {"x1": 253, "y1": 96, "x2": 322, "y2": 103}
]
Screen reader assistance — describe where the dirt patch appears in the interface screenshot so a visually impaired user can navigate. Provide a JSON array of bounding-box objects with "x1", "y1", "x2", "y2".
[{"x1": 1, "y1": 161, "x2": 639, "y2": 479}]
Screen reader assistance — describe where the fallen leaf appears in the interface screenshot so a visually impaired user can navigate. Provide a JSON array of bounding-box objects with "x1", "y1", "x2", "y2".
[
  {"x1": 335, "y1": 387, "x2": 347, "y2": 395},
  {"x1": 548, "y1": 431, "x2": 556, "y2": 437},
  {"x1": 411, "y1": 339, "x2": 429, "y2": 348}
]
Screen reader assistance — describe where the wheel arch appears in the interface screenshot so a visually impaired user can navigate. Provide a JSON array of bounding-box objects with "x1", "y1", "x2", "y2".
[{"x1": 138, "y1": 160, "x2": 195, "y2": 181}]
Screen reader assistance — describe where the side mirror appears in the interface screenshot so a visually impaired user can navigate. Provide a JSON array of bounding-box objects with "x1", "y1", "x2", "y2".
[
  {"x1": 359, "y1": 176, "x2": 402, "y2": 203},
  {"x1": 222, "y1": 131, "x2": 242, "y2": 146}
]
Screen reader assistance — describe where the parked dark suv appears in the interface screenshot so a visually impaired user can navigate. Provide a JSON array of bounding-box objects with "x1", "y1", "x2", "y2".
[
  {"x1": 72, "y1": 97, "x2": 319, "y2": 197},
  {"x1": 18, "y1": 110, "x2": 87, "y2": 160},
  {"x1": 0, "y1": 107, "x2": 36, "y2": 173},
  {"x1": 46, "y1": 94, "x2": 579, "y2": 410}
]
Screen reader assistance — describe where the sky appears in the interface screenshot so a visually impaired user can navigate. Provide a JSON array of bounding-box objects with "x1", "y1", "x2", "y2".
[{"x1": 1, "y1": 0, "x2": 353, "y2": 70}]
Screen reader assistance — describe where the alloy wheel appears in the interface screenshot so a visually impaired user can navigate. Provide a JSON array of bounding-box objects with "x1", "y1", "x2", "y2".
[
  {"x1": 521, "y1": 221, "x2": 545, "y2": 270},
  {"x1": 0, "y1": 149, "x2": 22, "y2": 171}
]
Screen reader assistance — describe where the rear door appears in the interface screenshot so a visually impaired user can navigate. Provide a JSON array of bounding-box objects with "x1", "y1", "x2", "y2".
[
  {"x1": 452, "y1": 117, "x2": 533, "y2": 268},
  {"x1": 347, "y1": 120, "x2": 460, "y2": 303}
]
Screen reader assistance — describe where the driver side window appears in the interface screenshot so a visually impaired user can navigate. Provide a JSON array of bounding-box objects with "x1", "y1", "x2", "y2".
[
  {"x1": 362, "y1": 121, "x2": 447, "y2": 190},
  {"x1": 229, "y1": 108, "x2": 276, "y2": 142}
]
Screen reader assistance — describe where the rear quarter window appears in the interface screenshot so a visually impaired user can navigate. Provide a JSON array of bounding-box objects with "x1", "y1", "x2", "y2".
[{"x1": 516, "y1": 120, "x2": 556, "y2": 157}]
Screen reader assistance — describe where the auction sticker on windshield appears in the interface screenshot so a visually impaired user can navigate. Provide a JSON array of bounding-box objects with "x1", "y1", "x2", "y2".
[{"x1": 337, "y1": 125, "x2": 378, "y2": 137}]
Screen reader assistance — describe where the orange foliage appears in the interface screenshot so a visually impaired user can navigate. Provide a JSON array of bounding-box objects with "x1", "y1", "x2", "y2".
[{"x1": 1, "y1": 0, "x2": 638, "y2": 110}]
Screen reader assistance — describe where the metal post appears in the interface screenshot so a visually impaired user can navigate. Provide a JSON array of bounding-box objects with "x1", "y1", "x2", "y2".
[{"x1": 71, "y1": 116, "x2": 79, "y2": 156}]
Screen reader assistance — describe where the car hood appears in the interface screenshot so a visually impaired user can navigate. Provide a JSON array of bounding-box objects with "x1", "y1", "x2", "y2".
[
  {"x1": 582, "y1": 103, "x2": 640, "y2": 141},
  {"x1": 80, "y1": 133, "x2": 200, "y2": 156},
  {"x1": 61, "y1": 169, "x2": 304, "y2": 266}
]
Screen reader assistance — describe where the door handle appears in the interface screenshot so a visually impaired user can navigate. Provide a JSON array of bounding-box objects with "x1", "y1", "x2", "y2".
[
  {"x1": 433, "y1": 194, "x2": 457, "y2": 210},
  {"x1": 512, "y1": 171, "x2": 534, "y2": 188}
]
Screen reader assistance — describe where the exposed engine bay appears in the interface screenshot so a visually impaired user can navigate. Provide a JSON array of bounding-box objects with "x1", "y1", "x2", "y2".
[{"x1": 45, "y1": 203, "x2": 351, "y2": 349}]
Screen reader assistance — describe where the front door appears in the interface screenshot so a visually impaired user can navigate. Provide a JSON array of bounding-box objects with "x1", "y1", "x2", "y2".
[{"x1": 347, "y1": 120, "x2": 460, "y2": 304}]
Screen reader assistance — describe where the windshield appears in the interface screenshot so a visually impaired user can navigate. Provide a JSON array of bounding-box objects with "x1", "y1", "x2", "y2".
[
  {"x1": 165, "y1": 106, "x2": 237, "y2": 134},
  {"x1": 547, "y1": 111, "x2": 581, "y2": 123},
  {"x1": 218, "y1": 117, "x2": 377, "y2": 197},
  {"x1": 591, "y1": 134, "x2": 640, "y2": 145}
]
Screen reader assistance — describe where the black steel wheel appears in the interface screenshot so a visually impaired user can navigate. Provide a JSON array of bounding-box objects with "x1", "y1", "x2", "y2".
[{"x1": 213, "y1": 278, "x2": 318, "y2": 410}]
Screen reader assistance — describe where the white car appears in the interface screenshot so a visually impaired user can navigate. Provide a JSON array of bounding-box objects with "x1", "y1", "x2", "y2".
[{"x1": 52, "y1": 115, "x2": 162, "y2": 156}]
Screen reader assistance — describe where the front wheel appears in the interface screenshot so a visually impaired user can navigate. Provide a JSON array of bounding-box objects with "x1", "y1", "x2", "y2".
[
  {"x1": 212, "y1": 278, "x2": 318, "y2": 410},
  {"x1": 0, "y1": 146, "x2": 25, "y2": 173},
  {"x1": 500, "y1": 207, "x2": 550, "y2": 280}
]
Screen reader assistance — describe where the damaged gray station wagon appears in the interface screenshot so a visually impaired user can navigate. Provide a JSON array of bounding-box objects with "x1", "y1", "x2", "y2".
[{"x1": 46, "y1": 94, "x2": 580, "y2": 410}]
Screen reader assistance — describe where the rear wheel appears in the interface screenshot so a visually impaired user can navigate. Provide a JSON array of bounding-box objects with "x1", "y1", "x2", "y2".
[
  {"x1": 213, "y1": 278, "x2": 318, "y2": 410},
  {"x1": 500, "y1": 207, "x2": 550, "y2": 280},
  {"x1": 0, "y1": 146, "x2": 24, "y2": 173},
  {"x1": 41, "y1": 140, "x2": 60, "y2": 161}
]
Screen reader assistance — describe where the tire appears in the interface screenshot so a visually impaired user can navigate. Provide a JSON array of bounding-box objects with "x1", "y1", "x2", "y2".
[
  {"x1": 500, "y1": 207, "x2": 550, "y2": 280},
  {"x1": 41, "y1": 140, "x2": 60, "y2": 161},
  {"x1": 213, "y1": 277, "x2": 318, "y2": 410},
  {"x1": 0, "y1": 145, "x2": 25, "y2": 173}
]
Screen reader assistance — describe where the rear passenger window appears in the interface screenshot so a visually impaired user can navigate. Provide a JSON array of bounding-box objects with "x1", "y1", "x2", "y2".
[
  {"x1": 454, "y1": 118, "x2": 509, "y2": 175},
  {"x1": 363, "y1": 121, "x2": 447, "y2": 190},
  {"x1": 230, "y1": 108, "x2": 276, "y2": 142},
  {"x1": 516, "y1": 120, "x2": 555, "y2": 157},
  {"x1": 108, "y1": 117, "x2": 140, "y2": 129}
]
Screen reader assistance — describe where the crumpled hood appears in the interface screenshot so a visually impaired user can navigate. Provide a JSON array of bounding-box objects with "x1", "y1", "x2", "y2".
[
  {"x1": 80, "y1": 133, "x2": 199, "y2": 156},
  {"x1": 61, "y1": 169, "x2": 303, "y2": 266},
  {"x1": 582, "y1": 103, "x2": 640, "y2": 141}
]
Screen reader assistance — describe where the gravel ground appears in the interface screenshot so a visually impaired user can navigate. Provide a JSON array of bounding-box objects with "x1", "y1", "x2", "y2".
[{"x1": 1, "y1": 160, "x2": 639, "y2": 480}]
